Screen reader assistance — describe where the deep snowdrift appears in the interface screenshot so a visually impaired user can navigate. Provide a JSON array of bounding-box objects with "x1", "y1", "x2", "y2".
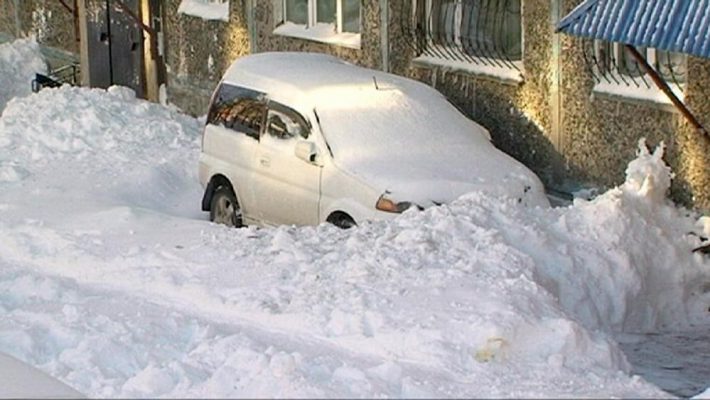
[
  {"x1": 0, "y1": 83, "x2": 708, "y2": 397},
  {"x1": 0, "y1": 37, "x2": 46, "y2": 112}
]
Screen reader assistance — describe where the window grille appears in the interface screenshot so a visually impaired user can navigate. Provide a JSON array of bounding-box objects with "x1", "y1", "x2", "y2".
[
  {"x1": 401, "y1": 0, "x2": 522, "y2": 70},
  {"x1": 582, "y1": 39, "x2": 687, "y2": 89}
]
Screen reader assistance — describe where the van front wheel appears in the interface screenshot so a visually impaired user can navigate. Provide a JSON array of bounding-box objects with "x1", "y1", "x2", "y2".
[
  {"x1": 327, "y1": 212, "x2": 356, "y2": 229},
  {"x1": 210, "y1": 186, "x2": 243, "y2": 228}
]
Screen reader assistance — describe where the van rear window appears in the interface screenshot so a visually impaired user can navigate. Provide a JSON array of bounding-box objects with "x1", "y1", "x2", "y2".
[{"x1": 207, "y1": 84, "x2": 266, "y2": 140}]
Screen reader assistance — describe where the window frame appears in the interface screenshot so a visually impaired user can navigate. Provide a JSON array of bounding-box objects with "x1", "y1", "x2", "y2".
[
  {"x1": 207, "y1": 84, "x2": 268, "y2": 141},
  {"x1": 282, "y1": 0, "x2": 360, "y2": 34},
  {"x1": 590, "y1": 41, "x2": 687, "y2": 105},
  {"x1": 264, "y1": 101, "x2": 312, "y2": 140},
  {"x1": 409, "y1": 0, "x2": 524, "y2": 81}
]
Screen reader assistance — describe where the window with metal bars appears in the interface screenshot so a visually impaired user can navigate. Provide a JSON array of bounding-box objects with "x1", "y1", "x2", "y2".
[
  {"x1": 403, "y1": 0, "x2": 522, "y2": 70},
  {"x1": 585, "y1": 40, "x2": 687, "y2": 90}
]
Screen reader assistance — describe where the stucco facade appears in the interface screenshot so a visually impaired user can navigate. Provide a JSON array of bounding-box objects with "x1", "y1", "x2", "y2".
[
  {"x1": 0, "y1": 0, "x2": 78, "y2": 53},
  {"x1": 163, "y1": 0, "x2": 250, "y2": 115},
  {"x1": 0, "y1": 0, "x2": 79, "y2": 70}
]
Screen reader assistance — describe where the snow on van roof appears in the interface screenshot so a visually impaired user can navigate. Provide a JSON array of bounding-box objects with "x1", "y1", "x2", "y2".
[{"x1": 221, "y1": 52, "x2": 440, "y2": 107}]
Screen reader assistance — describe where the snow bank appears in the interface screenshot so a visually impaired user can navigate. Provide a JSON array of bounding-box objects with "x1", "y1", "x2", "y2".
[
  {"x1": 0, "y1": 86, "x2": 707, "y2": 397},
  {"x1": 0, "y1": 85, "x2": 201, "y2": 217},
  {"x1": 0, "y1": 37, "x2": 47, "y2": 112},
  {"x1": 487, "y1": 140, "x2": 710, "y2": 332}
]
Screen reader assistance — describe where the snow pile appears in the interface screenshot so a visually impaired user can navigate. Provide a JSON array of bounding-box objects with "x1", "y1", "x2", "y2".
[
  {"x1": 493, "y1": 140, "x2": 709, "y2": 332},
  {"x1": 0, "y1": 85, "x2": 200, "y2": 214},
  {"x1": 0, "y1": 38, "x2": 47, "y2": 112},
  {"x1": 623, "y1": 139, "x2": 673, "y2": 203},
  {"x1": 0, "y1": 86, "x2": 707, "y2": 397},
  {"x1": 178, "y1": 0, "x2": 230, "y2": 21}
]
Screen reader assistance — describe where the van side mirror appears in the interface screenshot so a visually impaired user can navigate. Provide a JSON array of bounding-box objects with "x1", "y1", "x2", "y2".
[{"x1": 294, "y1": 141, "x2": 320, "y2": 165}]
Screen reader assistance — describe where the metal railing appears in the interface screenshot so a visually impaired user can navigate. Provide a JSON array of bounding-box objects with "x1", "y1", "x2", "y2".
[{"x1": 32, "y1": 62, "x2": 81, "y2": 92}]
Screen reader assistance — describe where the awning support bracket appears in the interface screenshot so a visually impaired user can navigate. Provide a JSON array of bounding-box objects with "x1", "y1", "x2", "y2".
[{"x1": 625, "y1": 44, "x2": 709, "y2": 141}]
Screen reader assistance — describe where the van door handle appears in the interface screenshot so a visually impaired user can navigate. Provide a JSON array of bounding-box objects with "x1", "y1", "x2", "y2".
[{"x1": 259, "y1": 157, "x2": 270, "y2": 167}]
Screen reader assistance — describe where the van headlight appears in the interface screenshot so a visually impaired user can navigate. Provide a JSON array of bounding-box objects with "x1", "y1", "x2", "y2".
[{"x1": 375, "y1": 193, "x2": 414, "y2": 213}]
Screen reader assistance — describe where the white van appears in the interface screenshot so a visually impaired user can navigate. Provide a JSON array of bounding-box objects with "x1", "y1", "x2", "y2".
[{"x1": 199, "y1": 52, "x2": 548, "y2": 228}]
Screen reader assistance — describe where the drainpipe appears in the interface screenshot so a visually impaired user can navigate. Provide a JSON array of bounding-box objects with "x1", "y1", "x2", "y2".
[
  {"x1": 247, "y1": 0, "x2": 257, "y2": 54},
  {"x1": 550, "y1": 0, "x2": 562, "y2": 152},
  {"x1": 105, "y1": 0, "x2": 114, "y2": 85},
  {"x1": 77, "y1": 0, "x2": 91, "y2": 86},
  {"x1": 379, "y1": 0, "x2": 389, "y2": 72}
]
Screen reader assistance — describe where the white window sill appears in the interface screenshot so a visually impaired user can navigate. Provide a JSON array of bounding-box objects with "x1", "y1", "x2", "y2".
[
  {"x1": 177, "y1": 0, "x2": 229, "y2": 21},
  {"x1": 592, "y1": 75, "x2": 684, "y2": 108},
  {"x1": 412, "y1": 53, "x2": 523, "y2": 85},
  {"x1": 273, "y1": 22, "x2": 361, "y2": 50}
]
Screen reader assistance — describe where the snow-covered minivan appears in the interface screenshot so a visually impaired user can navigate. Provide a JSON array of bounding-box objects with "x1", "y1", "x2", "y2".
[{"x1": 199, "y1": 52, "x2": 548, "y2": 228}]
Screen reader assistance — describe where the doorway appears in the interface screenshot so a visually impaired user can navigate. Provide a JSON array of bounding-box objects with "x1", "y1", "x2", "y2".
[{"x1": 79, "y1": 0, "x2": 165, "y2": 100}]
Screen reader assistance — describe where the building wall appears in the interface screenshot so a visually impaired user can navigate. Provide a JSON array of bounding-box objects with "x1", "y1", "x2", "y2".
[
  {"x1": 0, "y1": 0, "x2": 78, "y2": 53},
  {"x1": 679, "y1": 57, "x2": 710, "y2": 210},
  {"x1": 163, "y1": 0, "x2": 250, "y2": 116}
]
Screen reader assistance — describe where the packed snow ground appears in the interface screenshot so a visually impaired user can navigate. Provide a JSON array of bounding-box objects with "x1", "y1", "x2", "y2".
[{"x1": 1, "y1": 39, "x2": 709, "y2": 398}]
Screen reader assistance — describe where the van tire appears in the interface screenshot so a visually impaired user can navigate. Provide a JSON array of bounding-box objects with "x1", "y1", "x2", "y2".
[
  {"x1": 210, "y1": 186, "x2": 243, "y2": 228},
  {"x1": 327, "y1": 212, "x2": 356, "y2": 229}
]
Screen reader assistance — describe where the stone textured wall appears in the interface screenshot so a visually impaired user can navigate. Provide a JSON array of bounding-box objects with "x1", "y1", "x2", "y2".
[
  {"x1": 163, "y1": 0, "x2": 250, "y2": 115},
  {"x1": 678, "y1": 57, "x2": 710, "y2": 210},
  {"x1": 0, "y1": 1, "x2": 19, "y2": 38},
  {"x1": 559, "y1": 33, "x2": 680, "y2": 185},
  {"x1": 0, "y1": 0, "x2": 78, "y2": 54}
]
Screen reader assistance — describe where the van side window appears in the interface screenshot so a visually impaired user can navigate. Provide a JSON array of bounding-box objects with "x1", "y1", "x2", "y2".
[
  {"x1": 265, "y1": 102, "x2": 310, "y2": 140},
  {"x1": 207, "y1": 84, "x2": 266, "y2": 140}
]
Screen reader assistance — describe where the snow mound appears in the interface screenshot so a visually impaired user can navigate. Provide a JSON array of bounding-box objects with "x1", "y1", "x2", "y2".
[
  {"x1": 623, "y1": 139, "x2": 673, "y2": 203},
  {"x1": 471, "y1": 138, "x2": 709, "y2": 333},
  {"x1": 0, "y1": 85, "x2": 198, "y2": 166},
  {"x1": 0, "y1": 85, "x2": 202, "y2": 216},
  {"x1": 0, "y1": 38, "x2": 47, "y2": 112},
  {"x1": 0, "y1": 86, "x2": 707, "y2": 397}
]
